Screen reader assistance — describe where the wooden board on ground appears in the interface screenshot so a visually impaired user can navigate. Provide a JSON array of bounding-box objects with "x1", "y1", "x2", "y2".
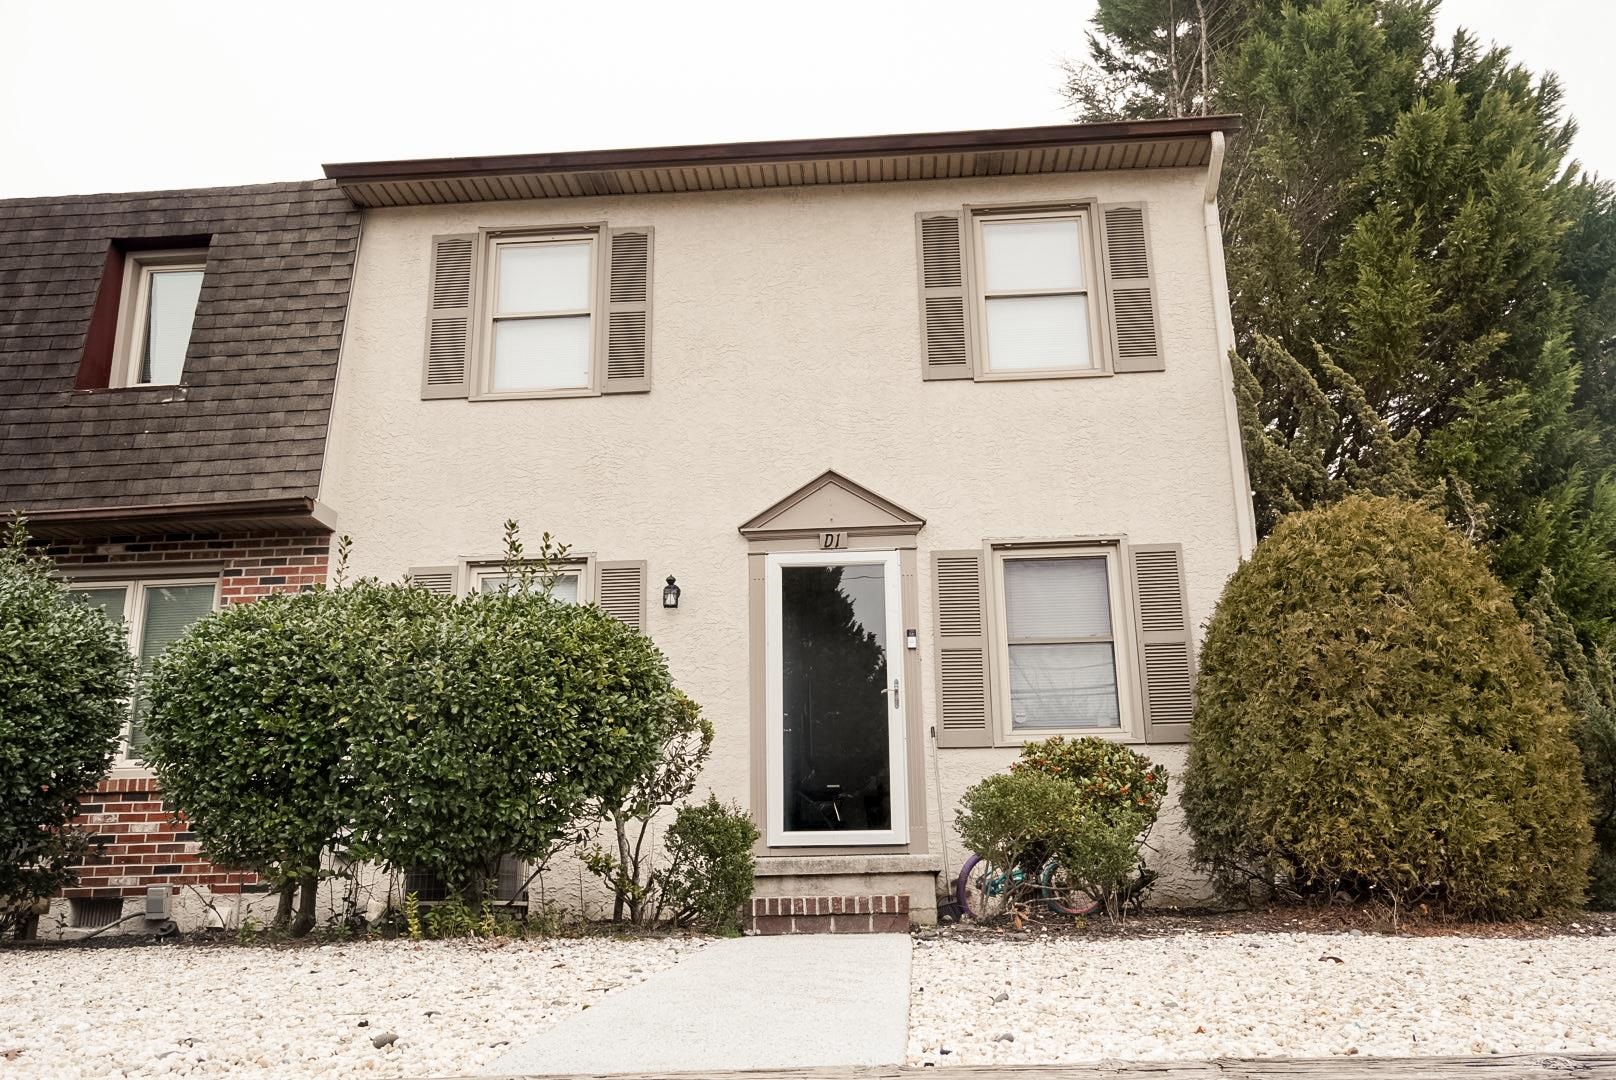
[{"x1": 448, "y1": 1052, "x2": 1616, "y2": 1080}]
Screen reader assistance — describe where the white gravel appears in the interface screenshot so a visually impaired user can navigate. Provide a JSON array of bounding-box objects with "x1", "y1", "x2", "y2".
[
  {"x1": 0, "y1": 936, "x2": 706, "y2": 1079},
  {"x1": 910, "y1": 932, "x2": 1616, "y2": 1065}
]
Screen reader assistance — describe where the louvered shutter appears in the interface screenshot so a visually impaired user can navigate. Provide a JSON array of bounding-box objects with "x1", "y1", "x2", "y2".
[
  {"x1": 916, "y1": 211, "x2": 973, "y2": 380},
  {"x1": 1129, "y1": 544, "x2": 1194, "y2": 744},
  {"x1": 595, "y1": 561, "x2": 647, "y2": 630},
  {"x1": 933, "y1": 550, "x2": 992, "y2": 747},
  {"x1": 407, "y1": 566, "x2": 457, "y2": 596},
  {"x1": 422, "y1": 234, "x2": 476, "y2": 398},
  {"x1": 1101, "y1": 204, "x2": 1163, "y2": 373},
  {"x1": 603, "y1": 228, "x2": 652, "y2": 394}
]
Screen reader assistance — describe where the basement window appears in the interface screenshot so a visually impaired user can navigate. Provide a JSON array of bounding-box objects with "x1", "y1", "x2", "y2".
[{"x1": 70, "y1": 897, "x2": 124, "y2": 929}]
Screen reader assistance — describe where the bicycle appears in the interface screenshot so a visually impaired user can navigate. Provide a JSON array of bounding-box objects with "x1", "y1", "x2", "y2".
[{"x1": 954, "y1": 852, "x2": 1101, "y2": 919}]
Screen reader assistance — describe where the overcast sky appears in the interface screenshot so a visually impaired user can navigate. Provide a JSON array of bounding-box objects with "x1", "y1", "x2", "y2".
[{"x1": 1, "y1": 0, "x2": 1609, "y2": 199}]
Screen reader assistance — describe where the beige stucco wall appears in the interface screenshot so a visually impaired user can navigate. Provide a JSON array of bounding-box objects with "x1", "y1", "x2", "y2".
[{"x1": 321, "y1": 166, "x2": 1248, "y2": 906}]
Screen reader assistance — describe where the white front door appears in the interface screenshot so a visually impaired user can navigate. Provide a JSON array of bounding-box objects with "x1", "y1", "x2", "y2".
[{"x1": 764, "y1": 550, "x2": 907, "y2": 846}]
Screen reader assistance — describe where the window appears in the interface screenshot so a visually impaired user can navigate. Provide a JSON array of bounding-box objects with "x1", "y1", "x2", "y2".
[
  {"x1": 484, "y1": 234, "x2": 597, "y2": 395},
  {"x1": 973, "y1": 211, "x2": 1103, "y2": 375},
  {"x1": 469, "y1": 563, "x2": 586, "y2": 604},
  {"x1": 991, "y1": 547, "x2": 1132, "y2": 736},
  {"x1": 112, "y1": 250, "x2": 207, "y2": 387},
  {"x1": 71, "y1": 579, "x2": 217, "y2": 760}
]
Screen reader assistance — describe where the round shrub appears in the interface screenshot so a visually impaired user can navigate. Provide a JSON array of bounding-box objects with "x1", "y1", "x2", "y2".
[
  {"x1": 347, "y1": 588, "x2": 674, "y2": 901},
  {"x1": 145, "y1": 580, "x2": 429, "y2": 933},
  {"x1": 1182, "y1": 495, "x2": 1593, "y2": 918},
  {"x1": 0, "y1": 524, "x2": 132, "y2": 936}
]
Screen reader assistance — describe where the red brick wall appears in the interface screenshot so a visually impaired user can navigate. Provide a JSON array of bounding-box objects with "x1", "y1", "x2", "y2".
[
  {"x1": 64, "y1": 777, "x2": 265, "y2": 899},
  {"x1": 44, "y1": 530, "x2": 331, "y2": 904},
  {"x1": 40, "y1": 531, "x2": 331, "y2": 603}
]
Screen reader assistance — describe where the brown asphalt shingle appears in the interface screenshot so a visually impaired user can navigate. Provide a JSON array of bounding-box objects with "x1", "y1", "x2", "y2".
[{"x1": 0, "y1": 181, "x2": 360, "y2": 513}]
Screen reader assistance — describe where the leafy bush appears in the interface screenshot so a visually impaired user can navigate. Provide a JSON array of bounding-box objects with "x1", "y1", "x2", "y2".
[
  {"x1": 658, "y1": 796, "x2": 759, "y2": 933},
  {"x1": 347, "y1": 565, "x2": 674, "y2": 904},
  {"x1": 955, "y1": 769, "x2": 1152, "y2": 918},
  {"x1": 584, "y1": 690, "x2": 714, "y2": 924},
  {"x1": 0, "y1": 522, "x2": 132, "y2": 938},
  {"x1": 1182, "y1": 496, "x2": 1593, "y2": 919},
  {"x1": 1012, "y1": 736, "x2": 1168, "y2": 822},
  {"x1": 145, "y1": 578, "x2": 433, "y2": 936}
]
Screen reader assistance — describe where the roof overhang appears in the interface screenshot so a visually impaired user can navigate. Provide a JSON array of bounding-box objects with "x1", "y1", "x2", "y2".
[
  {"x1": 324, "y1": 116, "x2": 1241, "y2": 209},
  {"x1": 11, "y1": 498, "x2": 338, "y2": 540}
]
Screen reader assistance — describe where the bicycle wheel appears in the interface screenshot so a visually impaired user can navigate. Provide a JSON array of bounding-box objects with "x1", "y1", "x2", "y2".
[
  {"x1": 957, "y1": 854, "x2": 1014, "y2": 921},
  {"x1": 1039, "y1": 860, "x2": 1102, "y2": 916}
]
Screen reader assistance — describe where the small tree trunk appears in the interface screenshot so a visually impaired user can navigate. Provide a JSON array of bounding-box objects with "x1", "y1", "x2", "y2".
[
  {"x1": 272, "y1": 880, "x2": 295, "y2": 931},
  {"x1": 289, "y1": 874, "x2": 318, "y2": 938}
]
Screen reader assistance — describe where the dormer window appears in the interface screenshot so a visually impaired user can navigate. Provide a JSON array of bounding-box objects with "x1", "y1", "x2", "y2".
[{"x1": 112, "y1": 250, "x2": 206, "y2": 387}]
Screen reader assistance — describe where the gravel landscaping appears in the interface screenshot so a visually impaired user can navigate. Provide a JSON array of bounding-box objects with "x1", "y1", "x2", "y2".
[
  {"x1": 910, "y1": 931, "x2": 1616, "y2": 1065},
  {"x1": 0, "y1": 936, "x2": 706, "y2": 1079}
]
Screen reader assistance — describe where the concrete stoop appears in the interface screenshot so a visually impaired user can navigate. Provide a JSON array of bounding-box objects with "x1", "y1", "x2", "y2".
[{"x1": 748, "y1": 893, "x2": 909, "y2": 934}]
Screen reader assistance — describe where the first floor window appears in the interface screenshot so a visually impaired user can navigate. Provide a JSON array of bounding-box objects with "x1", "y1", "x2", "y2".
[
  {"x1": 486, "y1": 234, "x2": 596, "y2": 393},
  {"x1": 469, "y1": 563, "x2": 585, "y2": 603},
  {"x1": 71, "y1": 579, "x2": 217, "y2": 758},
  {"x1": 996, "y1": 548, "x2": 1125, "y2": 732}
]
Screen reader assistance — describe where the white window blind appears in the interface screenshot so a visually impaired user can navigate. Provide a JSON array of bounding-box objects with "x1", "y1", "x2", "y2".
[
  {"x1": 1003, "y1": 556, "x2": 1120, "y2": 730},
  {"x1": 491, "y1": 239, "x2": 593, "y2": 392},
  {"x1": 980, "y1": 216, "x2": 1095, "y2": 372},
  {"x1": 141, "y1": 268, "x2": 203, "y2": 385},
  {"x1": 475, "y1": 570, "x2": 580, "y2": 603}
]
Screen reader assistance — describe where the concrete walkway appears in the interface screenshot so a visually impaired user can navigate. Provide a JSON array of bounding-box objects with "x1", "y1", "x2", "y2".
[{"x1": 485, "y1": 935, "x2": 911, "y2": 1076}]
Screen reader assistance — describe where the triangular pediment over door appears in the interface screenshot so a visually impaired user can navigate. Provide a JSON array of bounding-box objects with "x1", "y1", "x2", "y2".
[{"x1": 738, "y1": 470, "x2": 925, "y2": 540}]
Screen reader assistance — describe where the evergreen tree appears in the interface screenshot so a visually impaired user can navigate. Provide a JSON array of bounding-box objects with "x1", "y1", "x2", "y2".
[{"x1": 1063, "y1": 0, "x2": 1616, "y2": 900}]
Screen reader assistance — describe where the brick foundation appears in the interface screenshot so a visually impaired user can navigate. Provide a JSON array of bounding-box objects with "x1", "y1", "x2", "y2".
[
  {"x1": 63, "y1": 777, "x2": 269, "y2": 899},
  {"x1": 748, "y1": 894, "x2": 910, "y2": 934},
  {"x1": 42, "y1": 530, "x2": 331, "y2": 912}
]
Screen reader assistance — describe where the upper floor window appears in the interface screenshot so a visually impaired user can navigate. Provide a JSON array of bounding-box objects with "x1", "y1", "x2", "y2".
[
  {"x1": 486, "y1": 234, "x2": 597, "y2": 395},
  {"x1": 917, "y1": 202, "x2": 1163, "y2": 381},
  {"x1": 975, "y1": 212, "x2": 1102, "y2": 375},
  {"x1": 71, "y1": 577, "x2": 218, "y2": 762},
  {"x1": 420, "y1": 227, "x2": 652, "y2": 401},
  {"x1": 113, "y1": 250, "x2": 206, "y2": 387}
]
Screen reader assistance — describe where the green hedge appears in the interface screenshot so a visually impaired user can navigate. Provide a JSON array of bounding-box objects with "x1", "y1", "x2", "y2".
[{"x1": 1182, "y1": 496, "x2": 1592, "y2": 918}]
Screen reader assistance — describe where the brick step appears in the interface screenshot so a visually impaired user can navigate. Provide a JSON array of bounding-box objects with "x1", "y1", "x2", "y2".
[{"x1": 747, "y1": 893, "x2": 909, "y2": 934}]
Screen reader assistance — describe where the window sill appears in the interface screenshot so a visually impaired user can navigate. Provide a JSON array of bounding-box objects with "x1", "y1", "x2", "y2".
[
  {"x1": 68, "y1": 384, "x2": 189, "y2": 402},
  {"x1": 995, "y1": 726, "x2": 1144, "y2": 747},
  {"x1": 973, "y1": 367, "x2": 1112, "y2": 382},
  {"x1": 468, "y1": 387, "x2": 601, "y2": 402}
]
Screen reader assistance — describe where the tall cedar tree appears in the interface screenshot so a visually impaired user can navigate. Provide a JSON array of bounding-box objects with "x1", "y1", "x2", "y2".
[{"x1": 1063, "y1": 0, "x2": 1616, "y2": 901}]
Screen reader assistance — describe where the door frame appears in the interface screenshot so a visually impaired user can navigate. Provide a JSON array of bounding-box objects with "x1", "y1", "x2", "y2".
[{"x1": 763, "y1": 549, "x2": 908, "y2": 848}]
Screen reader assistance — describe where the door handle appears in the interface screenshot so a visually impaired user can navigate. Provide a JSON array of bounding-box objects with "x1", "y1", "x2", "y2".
[{"x1": 880, "y1": 679, "x2": 900, "y2": 708}]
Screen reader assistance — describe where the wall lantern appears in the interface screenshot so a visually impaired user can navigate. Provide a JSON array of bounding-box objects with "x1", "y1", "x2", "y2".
[{"x1": 662, "y1": 575, "x2": 681, "y2": 609}]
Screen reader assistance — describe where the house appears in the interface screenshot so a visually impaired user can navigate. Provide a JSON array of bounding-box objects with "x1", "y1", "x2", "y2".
[
  {"x1": 3, "y1": 116, "x2": 1254, "y2": 934},
  {"x1": 0, "y1": 182, "x2": 360, "y2": 932},
  {"x1": 316, "y1": 116, "x2": 1256, "y2": 928}
]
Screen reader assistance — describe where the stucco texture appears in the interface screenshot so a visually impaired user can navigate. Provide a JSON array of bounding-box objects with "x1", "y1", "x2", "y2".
[{"x1": 321, "y1": 167, "x2": 1246, "y2": 905}]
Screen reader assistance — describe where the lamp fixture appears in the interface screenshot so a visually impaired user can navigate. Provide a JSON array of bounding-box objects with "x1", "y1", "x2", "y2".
[{"x1": 662, "y1": 575, "x2": 681, "y2": 609}]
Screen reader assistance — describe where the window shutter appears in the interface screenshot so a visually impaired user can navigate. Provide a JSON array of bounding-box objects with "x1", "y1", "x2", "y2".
[
  {"x1": 422, "y1": 234, "x2": 476, "y2": 399},
  {"x1": 933, "y1": 550, "x2": 992, "y2": 747},
  {"x1": 1129, "y1": 544, "x2": 1193, "y2": 744},
  {"x1": 603, "y1": 228, "x2": 652, "y2": 394},
  {"x1": 595, "y1": 561, "x2": 647, "y2": 630},
  {"x1": 916, "y1": 211, "x2": 973, "y2": 380},
  {"x1": 407, "y1": 566, "x2": 458, "y2": 596},
  {"x1": 1101, "y1": 204, "x2": 1163, "y2": 373}
]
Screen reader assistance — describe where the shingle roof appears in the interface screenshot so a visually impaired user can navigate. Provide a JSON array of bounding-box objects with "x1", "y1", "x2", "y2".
[{"x1": 0, "y1": 181, "x2": 359, "y2": 515}]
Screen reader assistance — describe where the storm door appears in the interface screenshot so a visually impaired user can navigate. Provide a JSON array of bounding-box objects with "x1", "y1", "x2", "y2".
[{"x1": 763, "y1": 550, "x2": 907, "y2": 845}]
